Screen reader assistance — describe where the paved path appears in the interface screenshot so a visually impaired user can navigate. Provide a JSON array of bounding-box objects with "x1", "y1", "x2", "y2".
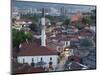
[{"x1": 56, "y1": 53, "x2": 69, "y2": 71}]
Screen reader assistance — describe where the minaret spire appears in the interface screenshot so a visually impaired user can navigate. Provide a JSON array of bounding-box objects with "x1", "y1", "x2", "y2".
[
  {"x1": 42, "y1": 8, "x2": 45, "y2": 17},
  {"x1": 41, "y1": 8, "x2": 46, "y2": 46}
]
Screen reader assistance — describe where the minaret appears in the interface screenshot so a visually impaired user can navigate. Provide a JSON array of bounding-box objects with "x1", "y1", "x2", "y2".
[{"x1": 41, "y1": 8, "x2": 46, "y2": 46}]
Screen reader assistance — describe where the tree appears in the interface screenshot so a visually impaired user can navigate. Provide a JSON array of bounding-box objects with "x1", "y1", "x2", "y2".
[
  {"x1": 81, "y1": 9, "x2": 96, "y2": 26},
  {"x1": 90, "y1": 9, "x2": 96, "y2": 25},
  {"x1": 62, "y1": 17, "x2": 70, "y2": 28},
  {"x1": 29, "y1": 23, "x2": 39, "y2": 32},
  {"x1": 25, "y1": 31, "x2": 33, "y2": 41},
  {"x1": 80, "y1": 38, "x2": 93, "y2": 47},
  {"x1": 12, "y1": 18, "x2": 16, "y2": 23},
  {"x1": 81, "y1": 16, "x2": 91, "y2": 25},
  {"x1": 21, "y1": 13, "x2": 41, "y2": 22},
  {"x1": 12, "y1": 29, "x2": 33, "y2": 48},
  {"x1": 45, "y1": 15, "x2": 54, "y2": 21}
]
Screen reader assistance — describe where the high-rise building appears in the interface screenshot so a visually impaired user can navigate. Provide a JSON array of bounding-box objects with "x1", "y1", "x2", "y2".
[{"x1": 60, "y1": 7, "x2": 67, "y2": 16}]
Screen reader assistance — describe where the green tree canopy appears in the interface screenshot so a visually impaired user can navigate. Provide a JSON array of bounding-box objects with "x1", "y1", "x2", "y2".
[
  {"x1": 62, "y1": 17, "x2": 70, "y2": 28},
  {"x1": 12, "y1": 29, "x2": 33, "y2": 48},
  {"x1": 63, "y1": 17, "x2": 70, "y2": 25},
  {"x1": 80, "y1": 38, "x2": 93, "y2": 47},
  {"x1": 90, "y1": 9, "x2": 96, "y2": 24},
  {"x1": 21, "y1": 13, "x2": 41, "y2": 22},
  {"x1": 81, "y1": 9, "x2": 96, "y2": 26},
  {"x1": 81, "y1": 16, "x2": 91, "y2": 25}
]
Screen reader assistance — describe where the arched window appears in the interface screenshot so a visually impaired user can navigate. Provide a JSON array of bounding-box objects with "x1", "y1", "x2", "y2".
[
  {"x1": 36, "y1": 57, "x2": 46, "y2": 68},
  {"x1": 23, "y1": 58, "x2": 25, "y2": 64},
  {"x1": 50, "y1": 57, "x2": 52, "y2": 61},
  {"x1": 49, "y1": 57, "x2": 53, "y2": 70},
  {"x1": 31, "y1": 58, "x2": 35, "y2": 67},
  {"x1": 32, "y1": 58, "x2": 34, "y2": 62},
  {"x1": 49, "y1": 57, "x2": 53, "y2": 65},
  {"x1": 40, "y1": 57, "x2": 43, "y2": 62}
]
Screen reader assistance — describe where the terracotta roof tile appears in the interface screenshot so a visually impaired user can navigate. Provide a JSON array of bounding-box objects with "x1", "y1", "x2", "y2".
[{"x1": 17, "y1": 39, "x2": 57, "y2": 56}]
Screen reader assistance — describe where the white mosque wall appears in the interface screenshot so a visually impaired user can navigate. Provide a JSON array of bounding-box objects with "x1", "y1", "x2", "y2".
[{"x1": 17, "y1": 55, "x2": 58, "y2": 67}]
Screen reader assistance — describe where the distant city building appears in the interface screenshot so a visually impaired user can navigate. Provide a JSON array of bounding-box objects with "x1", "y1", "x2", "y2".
[
  {"x1": 59, "y1": 7, "x2": 67, "y2": 16},
  {"x1": 12, "y1": 7, "x2": 20, "y2": 19},
  {"x1": 12, "y1": 7, "x2": 69, "y2": 16}
]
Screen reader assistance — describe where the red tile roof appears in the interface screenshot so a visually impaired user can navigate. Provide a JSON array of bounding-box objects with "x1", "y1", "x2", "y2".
[
  {"x1": 71, "y1": 11, "x2": 83, "y2": 22},
  {"x1": 49, "y1": 34, "x2": 78, "y2": 41},
  {"x1": 17, "y1": 39, "x2": 57, "y2": 56},
  {"x1": 71, "y1": 15, "x2": 81, "y2": 22},
  {"x1": 78, "y1": 29, "x2": 93, "y2": 36}
]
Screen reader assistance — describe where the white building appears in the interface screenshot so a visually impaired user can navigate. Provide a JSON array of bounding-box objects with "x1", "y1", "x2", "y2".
[
  {"x1": 17, "y1": 41, "x2": 58, "y2": 69},
  {"x1": 13, "y1": 19, "x2": 32, "y2": 30},
  {"x1": 16, "y1": 8, "x2": 58, "y2": 70}
]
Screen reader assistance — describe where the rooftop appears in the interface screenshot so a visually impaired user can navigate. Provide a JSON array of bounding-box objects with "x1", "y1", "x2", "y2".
[{"x1": 17, "y1": 39, "x2": 57, "y2": 56}]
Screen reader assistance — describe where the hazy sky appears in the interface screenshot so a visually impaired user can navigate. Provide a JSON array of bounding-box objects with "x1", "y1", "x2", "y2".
[{"x1": 12, "y1": 0, "x2": 96, "y2": 13}]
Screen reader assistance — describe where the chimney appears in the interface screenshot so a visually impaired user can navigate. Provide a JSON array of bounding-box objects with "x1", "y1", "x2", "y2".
[{"x1": 41, "y1": 8, "x2": 46, "y2": 46}]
